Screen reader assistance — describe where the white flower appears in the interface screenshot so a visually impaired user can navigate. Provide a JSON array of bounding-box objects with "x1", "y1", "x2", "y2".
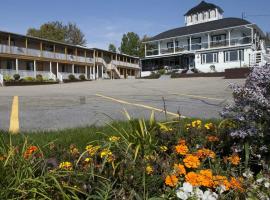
[
  {"x1": 176, "y1": 190, "x2": 189, "y2": 200},
  {"x1": 256, "y1": 178, "x2": 264, "y2": 183},
  {"x1": 182, "y1": 182, "x2": 193, "y2": 193},
  {"x1": 216, "y1": 185, "x2": 226, "y2": 194},
  {"x1": 194, "y1": 188, "x2": 204, "y2": 199},
  {"x1": 202, "y1": 190, "x2": 218, "y2": 200},
  {"x1": 243, "y1": 170, "x2": 254, "y2": 178},
  {"x1": 264, "y1": 182, "x2": 270, "y2": 188}
]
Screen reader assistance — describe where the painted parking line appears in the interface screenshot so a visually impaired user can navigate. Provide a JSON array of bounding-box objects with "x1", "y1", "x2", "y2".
[
  {"x1": 172, "y1": 93, "x2": 224, "y2": 101},
  {"x1": 9, "y1": 96, "x2": 20, "y2": 134},
  {"x1": 96, "y1": 93, "x2": 185, "y2": 118}
]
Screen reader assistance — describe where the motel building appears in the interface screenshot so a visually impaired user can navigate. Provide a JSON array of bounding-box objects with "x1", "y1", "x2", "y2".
[
  {"x1": 141, "y1": 1, "x2": 270, "y2": 73},
  {"x1": 0, "y1": 30, "x2": 140, "y2": 85}
]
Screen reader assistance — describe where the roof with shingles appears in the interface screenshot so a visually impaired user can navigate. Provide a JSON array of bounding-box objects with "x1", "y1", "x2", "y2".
[{"x1": 184, "y1": 1, "x2": 224, "y2": 16}]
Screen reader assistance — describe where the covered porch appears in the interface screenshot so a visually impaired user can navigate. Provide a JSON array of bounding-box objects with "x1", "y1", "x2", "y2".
[{"x1": 141, "y1": 54, "x2": 195, "y2": 72}]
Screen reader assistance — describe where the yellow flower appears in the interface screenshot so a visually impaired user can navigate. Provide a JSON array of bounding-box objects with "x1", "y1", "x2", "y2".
[
  {"x1": 59, "y1": 162, "x2": 73, "y2": 170},
  {"x1": 185, "y1": 124, "x2": 191, "y2": 130},
  {"x1": 174, "y1": 164, "x2": 186, "y2": 175},
  {"x1": 191, "y1": 120, "x2": 202, "y2": 128},
  {"x1": 183, "y1": 154, "x2": 200, "y2": 168},
  {"x1": 204, "y1": 123, "x2": 215, "y2": 130},
  {"x1": 228, "y1": 154, "x2": 241, "y2": 165},
  {"x1": 85, "y1": 145, "x2": 100, "y2": 156},
  {"x1": 109, "y1": 136, "x2": 120, "y2": 142},
  {"x1": 175, "y1": 144, "x2": 189, "y2": 155},
  {"x1": 146, "y1": 165, "x2": 154, "y2": 175},
  {"x1": 160, "y1": 146, "x2": 168, "y2": 152},
  {"x1": 165, "y1": 175, "x2": 178, "y2": 187},
  {"x1": 100, "y1": 148, "x2": 112, "y2": 158},
  {"x1": 198, "y1": 169, "x2": 214, "y2": 188},
  {"x1": 84, "y1": 157, "x2": 92, "y2": 163},
  {"x1": 144, "y1": 154, "x2": 156, "y2": 161}
]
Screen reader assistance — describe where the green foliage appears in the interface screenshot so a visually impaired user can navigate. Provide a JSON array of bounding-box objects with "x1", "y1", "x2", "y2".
[
  {"x1": 68, "y1": 74, "x2": 76, "y2": 81},
  {"x1": 119, "y1": 32, "x2": 141, "y2": 57},
  {"x1": 79, "y1": 74, "x2": 86, "y2": 80},
  {"x1": 140, "y1": 72, "x2": 161, "y2": 79},
  {"x1": 36, "y1": 74, "x2": 43, "y2": 81},
  {"x1": 27, "y1": 21, "x2": 86, "y2": 46},
  {"x1": 23, "y1": 76, "x2": 35, "y2": 82},
  {"x1": 3, "y1": 75, "x2": 12, "y2": 81},
  {"x1": 158, "y1": 69, "x2": 166, "y2": 75},
  {"x1": 108, "y1": 44, "x2": 117, "y2": 53},
  {"x1": 13, "y1": 73, "x2": 20, "y2": 80}
]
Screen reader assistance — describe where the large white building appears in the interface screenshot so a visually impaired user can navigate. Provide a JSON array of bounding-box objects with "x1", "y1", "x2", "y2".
[{"x1": 142, "y1": 1, "x2": 269, "y2": 73}]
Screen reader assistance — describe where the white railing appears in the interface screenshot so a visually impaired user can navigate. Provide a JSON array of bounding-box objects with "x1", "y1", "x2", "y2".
[
  {"x1": 58, "y1": 72, "x2": 71, "y2": 80},
  {"x1": 77, "y1": 56, "x2": 86, "y2": 63},
  {"x1": 111, "y1": 60, "x2": 140, "y2": 69},
  {"x1": 55, "y1": 53, "x2": 66, "y2": 60},
  {"x1": 0, "y1": 69, "x2": 17, "y2": 77},
  {"x1": 42, "y1": 51, "x2": 55, "y2": 59},
  {"x1": 27, "y1": 48, "x2": 41, "y2": 57},
  {"x1": 10, "y1": 46, "x2": 27, "y2": 55},
  {"x1": 18, "y1": 70, "x2": 35, "y2": 78},
  {"x1": 146, "y1": 36, "x2": 252, "y2": 56},
  {"x1": 67, "y1": 54, "x2": 76, "y2": 61},
  {"x1": 0, "y1": 73, "x2": 3, "y2": 86},
  {"x1": 36, "y1": 71, "x2": 56, "y2": 80}
]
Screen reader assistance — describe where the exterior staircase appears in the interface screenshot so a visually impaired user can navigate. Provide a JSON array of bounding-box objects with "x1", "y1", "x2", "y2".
[{"x1": 106, "y1": 63, "x2": 121, "y2": 79}]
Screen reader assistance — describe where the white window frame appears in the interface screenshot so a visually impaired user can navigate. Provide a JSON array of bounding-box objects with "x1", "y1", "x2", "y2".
[
  {"x1": 201, "y1": 52, "x2": 219, "y2": 64},
  {"x1": 224, "y1": 50, "x2": 244, "y2": 62}
]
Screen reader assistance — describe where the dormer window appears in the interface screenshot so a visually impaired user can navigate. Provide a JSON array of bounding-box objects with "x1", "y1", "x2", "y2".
[{"x1": 184, "y1": 1, "x2": 224, "y2": 26}]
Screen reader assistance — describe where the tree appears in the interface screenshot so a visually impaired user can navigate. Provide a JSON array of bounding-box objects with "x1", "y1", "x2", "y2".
[
  {"x1": 27, "y1": 21, "x2": 87, "y2": 46},
  {"x1": 139, "y1": 35, "x2": 150, "y2": 58},
  {"x1": 119, "y1": 32, "x2": 141, "y2": 57},
  {"x1": 108, "y1": 44, "x2": 117, "y2": 52}
]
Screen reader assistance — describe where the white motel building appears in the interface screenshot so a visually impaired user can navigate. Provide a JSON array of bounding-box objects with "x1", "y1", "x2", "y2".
[{"x1": 141, "y1": 1, "x2": 270, "y2": 73}]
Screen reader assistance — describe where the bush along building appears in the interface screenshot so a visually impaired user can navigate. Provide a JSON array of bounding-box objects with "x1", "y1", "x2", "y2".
[
  {"x1": 141, "y1": 1, "x2": 270, "y2": 73},
  {"x1": 0, "y1": 30, "x2": 140, "y2": 85}
]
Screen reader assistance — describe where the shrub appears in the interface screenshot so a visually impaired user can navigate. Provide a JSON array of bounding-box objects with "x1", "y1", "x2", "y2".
[
  {"x1": 23, "y1": 76, "x2": 35, "y2": 82},
  {"x1": 3, "y1": 75, "x2": 12, "y2": 81},
  {"x1": 221, "y1": 65, "x2": 270, "y2": 169},
  {"x1": 36, "y1": 74, "x2": 43, "y2": 81},
  {"x1": 68, "y1": 74, "x2": 76, "y2": 81},
  {"x1": 79, "y1": 74, "x2": 86, "y2": 80},
  {"x1": 158, "y1": 69, "x2": 166, "y2": 75},
  {"x1": 13, "y1": 74, "x2": 20, "y2": 81}
]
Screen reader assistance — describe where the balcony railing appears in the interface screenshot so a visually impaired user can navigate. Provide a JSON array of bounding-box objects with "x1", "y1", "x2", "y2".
[
  {"x1": 145, "y1": 36, "x2": 252, "y2": 56},
  {"x1": 0, "y1": 44, "x2": 93, "y2": 64},
  {"x1": 0, "y1": 69, "x2": 56, "y2": 80}
]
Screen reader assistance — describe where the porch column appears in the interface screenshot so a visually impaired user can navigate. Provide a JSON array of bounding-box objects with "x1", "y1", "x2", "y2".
[
  {"x1": 97, "y1": 65, "x2": 99, "y2": 79},
  {"x1": 72, "y1": 64, "x2": 74, "y2": 74},
  {"x1": 251, "y1": 28, "x2": 254, "y2": 44},
  {"x1": 173, "y1": 39, "x2": 176, "y2": 53},
  {"x1": 85, "y1": 66, "x2": 87, "y2": 79},
  {"x1": 56, "y1": 62, "x2": 59, "y2": 77},
  {"x1": 93, "y1": 65, "x2": 96, "y2": 80},
  {"x1": 228, "y1": 30, "x2": 231, "y2": 46},
  {"x1": 189, "y1": 37, "x2": 192, "y2": 51},
  {"x1": 208, "y1": 33, "x2": 211, "y2": 48},
  {"x1": 15, "y1": 58, "x2": 19, "y2": 73},
  {"x1": 49, "y1": 62, "x2": 52, "y2": 73},
  {"x1": 33, "y1": 60, "x2": 36, "y2": 78},
  {"x1": 144, "y1": 44, "x2": 147, "y2": 57},
  {"x1": 158, "y1": 41, "x2": 161, "y2": 55},
  {"x1": 101, "y1": 65, "x2": 104, "y2": 79}
]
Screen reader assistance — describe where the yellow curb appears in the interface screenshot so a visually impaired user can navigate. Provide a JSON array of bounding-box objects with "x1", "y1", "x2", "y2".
[
  {"x1": 9, "y1": 96, "x2": 19, "y2": 134},
  {"x1": 96, "y1": 93, "x2": 185, "y2": 118}
]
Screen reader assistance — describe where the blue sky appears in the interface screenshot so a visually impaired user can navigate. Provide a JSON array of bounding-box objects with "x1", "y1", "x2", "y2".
[{"x1": 1, "y1": 0, "x2": 270, "y2": 49}]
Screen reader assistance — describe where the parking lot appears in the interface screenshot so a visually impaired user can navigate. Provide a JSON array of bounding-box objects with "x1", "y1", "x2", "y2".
[{"x1": 0, "y1": 77, "x2": 245, "y2": 132}]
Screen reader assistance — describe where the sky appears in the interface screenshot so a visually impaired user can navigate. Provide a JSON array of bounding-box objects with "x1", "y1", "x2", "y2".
[{"x1": 0, "y1": 0, "x2": 270, "y2": 49}]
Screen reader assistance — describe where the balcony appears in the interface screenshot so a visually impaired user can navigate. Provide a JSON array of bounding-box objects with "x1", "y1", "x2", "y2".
[
  {"x1": 0, "y1": 44, "x2": 93, "y2": 64},
  {"x1": 145, "y1": 36, "x2": 252, "y2": 57}
]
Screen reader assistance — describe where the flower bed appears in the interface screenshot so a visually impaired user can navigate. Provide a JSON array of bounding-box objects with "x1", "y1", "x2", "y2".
[{"x1": 4, "y1": 80, "x2": 59, "y2": 86}]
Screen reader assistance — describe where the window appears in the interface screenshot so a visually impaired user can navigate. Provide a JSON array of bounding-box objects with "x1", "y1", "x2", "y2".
[
  {"x1": 7, "y1": 60, "x2": 13, "y2": 70},
  {"x1": 191, "y1": 37, "x2": 201, "y2": 50},
  {"x1": 167, "y1": 42, "x2": 174, "y2": 49},
  {"x1": 224, "y1": 50, "x2": 244, "y2": 62},
  {"x1": 211, "y1": 34, "x2": 226, "y2": 47},
  {"x1": 201, "y1": 52, "x2": 219, "y2": 64},
  {"x1": 26, "y1": 62, "x2": 34, "y2": 71}
]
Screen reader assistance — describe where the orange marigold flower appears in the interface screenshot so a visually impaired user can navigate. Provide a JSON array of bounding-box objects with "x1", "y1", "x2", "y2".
[
  {"x1": 196, "y1": 148, "x2": 216, "y2": 159},
  {"x1": 23, "y1": 146, "x2": 38, "y2": 159},
  {"x1": 165, "y1": 175, "x2": 178, "y2": 187},
  {"x1": 207, "y1": 135, "x2": 219, "y2": 142},
  {"x1": 174, "y1": 164, "x2": 186, "y2": 175},
  {"x1": 228, "y1": 154, "x2": 241, "y2": 165},
  {"x1": 185, "y1": 172, "x2": 200, "y2": 186},
  {"x1": 198, "y1": 169, "x2": 214, "y2": 188},
  {"x1": 213, "y1": 175, "x2": 231, "y2": 191},
  {"x1": 175, "y1": 144, "x2": 189, "y2": 155},
  {"x1": 183, "y1": 154, "x2": 200, "y2": 168},
  {"x1": 230, "y1": 177, "x2": 244, "y2": 192}
]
